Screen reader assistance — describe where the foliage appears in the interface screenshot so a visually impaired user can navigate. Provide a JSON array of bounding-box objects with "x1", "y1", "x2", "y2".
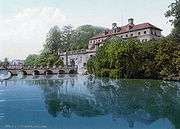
[
  {"x1": 0, "y1": 58, "x2": 10, "y2": 68},
  {"x1": 87, "y1": 37, "x2": 180, "y2": 80},
  {"x1": 25, "y1": 25, "x2": 105, "y2": 67},
  {"x1": 44, "y1": 26, "x2": 63, "y2": 55},
  {"x1": 154, "y1": 37, "x2": 180, "y2": 79},
  {"x1": 165, "y1": 0, "x2": 180, "y2": 41},
  {"x1": 38, "y1": 53, "x2": 64, "y2": 67},
  {"x1": 24, "y1": 53, "x2": 63, "y2": 68},
  {"x1": 70, "y1": 25, "x2": 105, "y2": 50},
  {"x1": 24, "y1": 54, "x2": 39, "y2": 67},
  {"x1": 43, "y1": 25, "x2": 105, "y2": 53}
]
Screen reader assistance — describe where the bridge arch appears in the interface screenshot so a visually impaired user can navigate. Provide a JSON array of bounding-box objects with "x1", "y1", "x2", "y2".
[
  {"x1": 59, "y1": 70, "x2": 65, "y2": 74},
  {"x1": 21, "y1": 70, "x2": 28, "y2": 75},
  {"x1": 33, "y1": 70, "x2": 40, "y2": 75},
  {"x1": 69, "y1": 70, "x2": 77, "y2": 74},
  {"x1": 8, "y1": 70, "x2": 17, "y2": 75},
  {"x1": 8, "y1": 70, "x2": 13, "y2": 75},
  {"x1": 44, "y1": 70, "x2": 53, "y2": 75}
]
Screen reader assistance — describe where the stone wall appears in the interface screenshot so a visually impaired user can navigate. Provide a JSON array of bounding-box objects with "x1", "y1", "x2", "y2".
[{"x1": 60, "y1": 50, "x2": 96, "y2": 74}]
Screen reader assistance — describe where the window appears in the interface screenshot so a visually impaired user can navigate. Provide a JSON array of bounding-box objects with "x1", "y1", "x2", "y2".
[
  {"x1": 131, "y1": 34, "x2": 133, "y2": 37},
  {"x1": 151, "y1": 30, "x2": 154, "y2": 35},
  {"x1": 142, "y1": 39, "x2": 147, "y2": 42},
  {"x1": 121, "y1": 35, "x2": 123, "y2": 38},
  {"x1": 138, "y1": 32, "x2": 141, "y2": 35},
  {"x1": 126, "y1": 34, "x2": 128, "y2": 37},
  {"x1": 154, "y1": 31, "x2": 157, "y2": 36},
  {"x1": 144, "y1": 31, "x2": 147, "y2": 34}
]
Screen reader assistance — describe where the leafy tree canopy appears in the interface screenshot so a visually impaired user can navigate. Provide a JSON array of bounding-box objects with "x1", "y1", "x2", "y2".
[
  {"x1": 87, "y1": 36, "x2": 180, "y2": 80},
  {"x1": 25, "y1": 24, "x2": 105, "y2": 67},
  {"x1": 166, "y1": 0, "x2": 180, "y2": 41}
]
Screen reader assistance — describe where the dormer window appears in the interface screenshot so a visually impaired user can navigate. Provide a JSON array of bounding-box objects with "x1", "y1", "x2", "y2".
[
  {"x1": 151, "y1": 30, "x2": 154, "y2": 35},
  {"x1": 117, "y1": 27, "x2": 121, "y2": 32},
  {"x1": 128, "y1": 25, "x2": 133, "y2": 30}
]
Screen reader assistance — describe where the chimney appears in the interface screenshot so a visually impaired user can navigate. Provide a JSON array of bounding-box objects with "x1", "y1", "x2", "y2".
[
  {"x1": 128, "y1": 18, "x2": 134, "y2": 25},
  {"x1": 112, "y1": 23, "x2": 117, "y2": 29}
]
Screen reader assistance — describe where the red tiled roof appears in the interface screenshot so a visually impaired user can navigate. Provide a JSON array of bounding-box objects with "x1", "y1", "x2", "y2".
[{"x1": 90, "y1": 23, "x2": 162, "y2": 40}]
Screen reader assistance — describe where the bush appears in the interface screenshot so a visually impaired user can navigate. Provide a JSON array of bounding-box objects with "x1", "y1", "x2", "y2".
[
  {"x1": 87, "y1": 37, "x2": 180, "y2": 80},
  {"x1": 109, "y1": 69, "x2": 121, "y2": 78},
  {"x1": 100, "y1": 69, "x2": 111, "y2": 77}
]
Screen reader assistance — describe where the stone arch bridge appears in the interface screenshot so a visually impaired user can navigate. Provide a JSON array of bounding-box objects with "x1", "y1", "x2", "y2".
[{"x1": 6, "y1": 66, "x2": 78, "y2": 76}]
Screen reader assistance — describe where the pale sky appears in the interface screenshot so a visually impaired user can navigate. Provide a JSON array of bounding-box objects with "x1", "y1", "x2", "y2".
[{"x1": 0, "y1": 0, "x2": 173, "y2": 60}]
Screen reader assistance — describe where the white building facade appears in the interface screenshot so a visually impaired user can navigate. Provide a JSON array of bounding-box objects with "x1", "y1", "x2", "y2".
[{"x1": 59, "y1": 49, "x2": 96, "y2": 74}]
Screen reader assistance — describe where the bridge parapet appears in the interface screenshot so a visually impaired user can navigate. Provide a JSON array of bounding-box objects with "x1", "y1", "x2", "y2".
[{"x1": 1, "y1": 65, "x2": 78, "y2": 76}]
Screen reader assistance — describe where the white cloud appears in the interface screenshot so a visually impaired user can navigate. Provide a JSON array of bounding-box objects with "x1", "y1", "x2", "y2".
[{"x1": 0, "y1": 7, "x2": 66, "y2": 60}]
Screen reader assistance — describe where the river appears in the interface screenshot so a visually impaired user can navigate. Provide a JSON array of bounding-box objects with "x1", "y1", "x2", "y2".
[{"x1": 0, "y1": 75, "x2": 179, "y2": 129}]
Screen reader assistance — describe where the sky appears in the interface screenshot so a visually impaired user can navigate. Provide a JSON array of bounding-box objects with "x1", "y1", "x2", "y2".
[{"x1": 0, "y1": 0, "x2": 173, "y2": 60}]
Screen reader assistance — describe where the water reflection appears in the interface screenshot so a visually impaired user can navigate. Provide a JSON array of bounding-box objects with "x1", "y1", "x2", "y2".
[
  {"x1": 0, "y1": 75, "x2": 179, "y2": 129},
  {"x1": 25, "y1": 75, "x2": 180, "y2": 129}
]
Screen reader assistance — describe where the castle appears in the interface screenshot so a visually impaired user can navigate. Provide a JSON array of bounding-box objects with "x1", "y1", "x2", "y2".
[{"x1": 60, "y1": 18, "x2": 162, "y2": 73}]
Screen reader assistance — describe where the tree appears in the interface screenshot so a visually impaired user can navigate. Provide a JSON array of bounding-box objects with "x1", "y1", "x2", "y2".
[
  {"x1": 24, "y1": 54, "x2": 39, "y2": 67},
  {"x1": 71, "y1": 25, "x2": 105, "y2": 50},
  {"x1": 44, "y1": 26, "x2": 63, "y2": 55},
  {"x1": 43, "y1": 53, "x2": 63, "y2": 67},
  {"x1": 3, "y1": 58, "x2": 10, "y2": 69},
  {"x1": 24, "y1": 53, "x2": 64, "y2": 68},
  {"x1": 87, "y1": 37, "x2": 180, "y2": 80},
  {"x1": 0, "y1": 60, "x2": 2, "y2": 67},
  {"x1": 165, "y1": 0, "x2": 180, "y2": 41},
  {"x1": 61, "y1": 25, "x2": 73, "y2": 66},
  {"x1": 154, "y1": 36, "x2": 180, "y2": 79},
  {"x1": 25, "y1": 24, "x2": 105, "y2": 68}
]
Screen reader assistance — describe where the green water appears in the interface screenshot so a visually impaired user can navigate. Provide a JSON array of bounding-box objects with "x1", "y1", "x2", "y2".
[{"x1": 0, "y1": 75, "x2": 179, "y2": 129}]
